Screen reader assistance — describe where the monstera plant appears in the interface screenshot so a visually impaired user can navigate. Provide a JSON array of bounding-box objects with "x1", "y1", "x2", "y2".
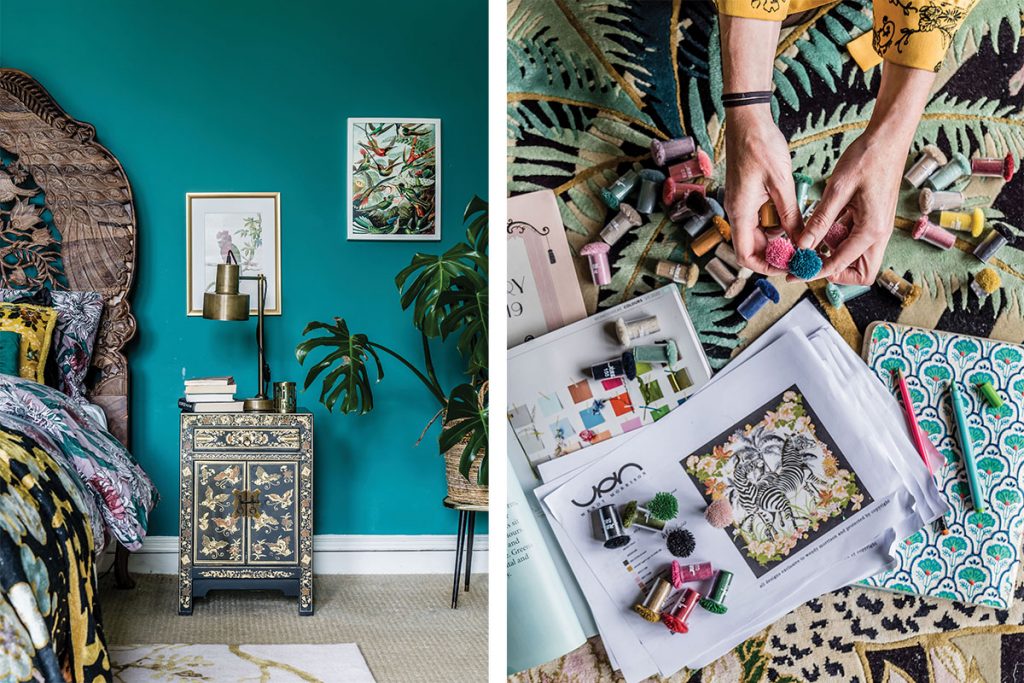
[{"x1": 296, "y1": 197, "x2": 489, "y2": 490}]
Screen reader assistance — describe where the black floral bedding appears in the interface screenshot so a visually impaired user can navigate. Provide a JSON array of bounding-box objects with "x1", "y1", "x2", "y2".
[{"x1": 0, "y1": 375, "x2": 156, "y2": 682}]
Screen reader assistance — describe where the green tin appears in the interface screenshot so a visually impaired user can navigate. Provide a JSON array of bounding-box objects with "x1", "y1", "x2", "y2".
[{"x1": 273, "y1": 381, "x2": 297, "y2": 413}]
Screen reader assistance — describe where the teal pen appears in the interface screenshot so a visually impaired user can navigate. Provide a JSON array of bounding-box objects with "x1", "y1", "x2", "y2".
[{"x1": 950, "y1": 382, "x2": 985, "y2": 513}]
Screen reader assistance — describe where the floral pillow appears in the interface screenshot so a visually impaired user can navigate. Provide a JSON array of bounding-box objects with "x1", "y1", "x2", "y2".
[
  {"x1": 0, "y1": 302, "x2": 59, "y2": 383},
  {"x1": 0, "y1": 289, "x2": 104, "y2": 400}
]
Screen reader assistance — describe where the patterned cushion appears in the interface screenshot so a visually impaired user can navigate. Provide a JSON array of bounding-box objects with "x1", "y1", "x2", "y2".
[
  {"x1": 0, "y1": 302, "x2": 58, "y2": 383},
  {"x1": 0, "y1": 290, "x2": 104, "y2": 399}
]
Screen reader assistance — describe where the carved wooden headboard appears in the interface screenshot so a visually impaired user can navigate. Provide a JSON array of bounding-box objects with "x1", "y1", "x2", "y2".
[{"x1": 0, "y1": 69, "x2": 137, "y2": 446}]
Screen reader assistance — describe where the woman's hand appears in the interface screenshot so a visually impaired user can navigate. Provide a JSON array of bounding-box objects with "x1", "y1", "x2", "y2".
[
  {"x1": 725, "y1": 105, "x2": 803, "y2": 275},
  {"x1": 717, "y1": 14, "x2": 802, "y2": 275},
  {"x1": 796, "y1": 131, "x2": 905, "y2": 284},
  {"x1": 796, "y1": 62, "x2": 937, "y2": 284}
]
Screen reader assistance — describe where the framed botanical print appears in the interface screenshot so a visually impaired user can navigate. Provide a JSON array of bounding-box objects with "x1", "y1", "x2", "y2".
[
  {"x1": 347, "y1": 118, "x2": 441, "y2": 241},
  {"x1": 186, "y1": 193, "x2": 281, "y2": 316}
]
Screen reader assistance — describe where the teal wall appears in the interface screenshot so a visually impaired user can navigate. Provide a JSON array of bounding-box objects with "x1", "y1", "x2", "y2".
[{"x1": 0, "y1": 0, "x2": 488, "y2": 536}]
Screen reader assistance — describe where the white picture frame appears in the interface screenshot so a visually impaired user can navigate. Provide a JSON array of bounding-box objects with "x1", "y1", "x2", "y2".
[
  {"x1": 347, "y1": 117, "x2": 441, "y2": 241},
  {"x1": 186, "y1": 192, "x2": 281, "y2": 316}
]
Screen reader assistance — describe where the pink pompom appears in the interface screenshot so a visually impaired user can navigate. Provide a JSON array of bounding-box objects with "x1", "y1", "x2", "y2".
[
  {"x1": 671, "y1": 560, "x2": 683, "y2": 589},
  {"x1": 823, "y1": 221, "x2": 849, "y2": 249},
  {"x1": 764, "y1": 237, "x2": 795, "y2": 270},
  {"x1": 704, "y1": 498, "x2": 734, "y2": 529}
]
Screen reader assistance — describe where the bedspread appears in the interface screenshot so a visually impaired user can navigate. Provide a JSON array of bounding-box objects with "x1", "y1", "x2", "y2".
[
  {"x1": 0, "y1": 375, "x2": 157, "y2": 682},
  {"x1": 0, "y1": 375, "x2": 156, "y2": 551}
]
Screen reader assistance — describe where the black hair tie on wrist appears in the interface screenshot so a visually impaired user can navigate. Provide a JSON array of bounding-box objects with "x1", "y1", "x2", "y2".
[{"x1": 721, "y1": 90, "x2": 773, "y2": 108}]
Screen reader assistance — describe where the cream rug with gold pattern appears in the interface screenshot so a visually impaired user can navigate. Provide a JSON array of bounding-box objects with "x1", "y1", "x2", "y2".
[{"x1": 109, "y1": 644, "x2": 375, "y2": 682}]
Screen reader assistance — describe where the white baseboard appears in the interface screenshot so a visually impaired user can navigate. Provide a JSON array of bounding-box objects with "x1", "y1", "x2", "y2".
[{"x1": 110, "y1": 535, "x2": 488, "y2": 575}]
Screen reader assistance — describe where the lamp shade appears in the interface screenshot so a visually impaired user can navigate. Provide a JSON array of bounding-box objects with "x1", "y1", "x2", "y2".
[{"x1": 203, "y1": 263, "x2": 250, "y2": 321}]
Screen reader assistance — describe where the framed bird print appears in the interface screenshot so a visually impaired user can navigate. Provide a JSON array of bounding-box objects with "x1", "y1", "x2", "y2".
[
  {"x1": 186, "y1": 193, "x2": 282, "y2": 315},
  {"x1": 347, "y1": 118, "x2": 441, "y2": 241}
]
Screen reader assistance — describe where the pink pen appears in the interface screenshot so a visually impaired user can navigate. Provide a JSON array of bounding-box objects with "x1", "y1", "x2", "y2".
[
  {"x1": 894, "y1": 369, "x2": 949, "y2": 534},
  {"x1": 894, "y1": 369, "x2": 932, "y2": 475}
]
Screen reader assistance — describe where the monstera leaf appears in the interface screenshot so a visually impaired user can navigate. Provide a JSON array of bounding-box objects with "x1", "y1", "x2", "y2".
[
  {"x1": 438, "y1": 275, "x2": 488, "y2": 380},
  {"x1": 296, "y1": 318, "x2": 384, "y2": 415},
  {"x1": 298, "y1": 196, "x2": 488, "y2": 489},
  {"x1": 440, "y1": 382, "x2": 489, "y2": 484},
  {"x1": 464, "y1": 195, "x2": 488, "y2": 254},
  {"x1": 395, "y1": 242, "x2": 486, "y2": 338}
]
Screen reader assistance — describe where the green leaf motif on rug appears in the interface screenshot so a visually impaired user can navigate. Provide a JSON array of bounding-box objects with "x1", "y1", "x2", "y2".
[
  {"x1": 684, "y1": 280, "x2": 745, "y2": 370},
  {"x1": 507, "y1": 0, "x2": 653, "y2": 128},
  {"x1": 734, "y1": 634, "x2": 769, "y2": 683},
  {"x1": 949, "y1": 0, "x2": 1023, "y2": 62}
]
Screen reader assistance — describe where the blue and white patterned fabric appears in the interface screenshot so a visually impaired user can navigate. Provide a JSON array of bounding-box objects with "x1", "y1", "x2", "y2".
[{"x1": 861, "y1": 322, "x2": 1024, "y2": 608}]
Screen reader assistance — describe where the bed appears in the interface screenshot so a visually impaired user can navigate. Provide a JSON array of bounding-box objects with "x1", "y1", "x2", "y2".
[{"x1": 0, "y1": 69, "x2": 156, "y2": 681}]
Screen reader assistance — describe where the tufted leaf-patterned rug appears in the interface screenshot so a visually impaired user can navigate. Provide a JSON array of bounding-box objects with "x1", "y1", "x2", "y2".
[{"x1": 507, "y1": 0, "x2": 1024, "y2": 680}]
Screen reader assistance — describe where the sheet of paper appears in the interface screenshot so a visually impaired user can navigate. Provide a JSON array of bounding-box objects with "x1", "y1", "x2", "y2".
[
  {"x1": 508, "y1": 423, "x2": 597, "y2": 638},
  {"x1": 534, "y1": 475, "x2": 658, "y2": 681},
  {"x1": 542, "y1": 330, "x2": 924, "y2": 677},
  {"x1": 537, "y1": 476, "x2": 898, "y2": 677}
]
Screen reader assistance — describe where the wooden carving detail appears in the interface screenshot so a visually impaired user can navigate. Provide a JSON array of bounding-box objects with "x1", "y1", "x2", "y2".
[{"x1": 0, "y1": 69, "x2": 137, "y2": 445}]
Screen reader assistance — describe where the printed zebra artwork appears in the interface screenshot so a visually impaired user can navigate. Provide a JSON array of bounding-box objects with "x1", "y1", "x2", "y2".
[{"x1": 683, "y1": 388, "x2": 872, "y2": 577}]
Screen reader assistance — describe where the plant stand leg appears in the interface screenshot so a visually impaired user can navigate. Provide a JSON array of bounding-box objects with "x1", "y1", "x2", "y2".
[
  {"x1": 451, "y1": 510, "x2": 467, "y2": 609},
  {"x1": 464, "y1": 511, "x2": 475, "y2": 592}
]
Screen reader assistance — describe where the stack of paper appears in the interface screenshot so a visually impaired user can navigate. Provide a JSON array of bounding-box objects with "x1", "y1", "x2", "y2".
[
  {"x1": 535, "y1": 301, "x2": 946, "y2": 681},
  {"x1": 506, "y1": 285, "x2": 711, "y2": 673}
]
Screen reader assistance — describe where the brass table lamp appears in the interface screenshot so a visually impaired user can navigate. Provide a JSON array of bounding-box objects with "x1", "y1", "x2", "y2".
[{"x1": 203, "y1": 256, "x2": 274, "y2": 412}]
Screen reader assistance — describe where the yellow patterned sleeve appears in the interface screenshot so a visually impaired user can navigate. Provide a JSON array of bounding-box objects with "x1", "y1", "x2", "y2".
[
  {"x1": 872, "y1": 0, "x2": 979, "y2": 71},
  {"x1": 716, "y1": 0, "x2": 794, "y2": 21}
]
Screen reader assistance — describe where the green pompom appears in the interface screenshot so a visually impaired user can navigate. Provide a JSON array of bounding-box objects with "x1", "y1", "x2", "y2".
[
  {"x1": 647, "y1": 492, "x2": 679, "y2": 521},
  {"x1": 699, "y1": 598, "x2": 728, "y2": 615}
]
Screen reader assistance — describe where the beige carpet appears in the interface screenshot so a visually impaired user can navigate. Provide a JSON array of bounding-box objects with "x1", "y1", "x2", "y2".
[{"x1": 99, "y1": 574, "x2": 487, "y2": 683}]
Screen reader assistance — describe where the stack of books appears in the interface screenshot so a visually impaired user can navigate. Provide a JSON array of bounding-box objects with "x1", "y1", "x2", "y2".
[{"x1": 179, "y1": 376, "x2": 243, "y2": 413}]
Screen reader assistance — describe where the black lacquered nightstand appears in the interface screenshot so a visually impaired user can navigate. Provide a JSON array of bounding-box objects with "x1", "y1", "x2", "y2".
[{"x1": 178, "y1": 411, "x2": 313, "y2": 615}]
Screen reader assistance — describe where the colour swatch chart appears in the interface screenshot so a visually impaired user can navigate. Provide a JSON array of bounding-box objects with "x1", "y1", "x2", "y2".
[{"x1": 507, "y1": 286, "x2": 711, "y2": 469}]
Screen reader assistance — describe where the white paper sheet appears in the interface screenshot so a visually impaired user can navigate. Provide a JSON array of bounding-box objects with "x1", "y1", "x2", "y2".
[
  {"x1": 536, "y1": 477, "x2": 899, "y2": 677},
  {"x1": 541, "y1": 329, "x2": 926, "y2": 678}
]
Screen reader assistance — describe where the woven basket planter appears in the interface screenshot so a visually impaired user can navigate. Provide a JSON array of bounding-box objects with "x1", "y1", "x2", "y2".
[{"x1": 444, "y1": 442, "x2": 488, "y2": 506}]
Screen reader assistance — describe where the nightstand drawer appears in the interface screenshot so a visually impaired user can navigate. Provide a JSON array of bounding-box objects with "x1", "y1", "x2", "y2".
[
  {"x1": 193, "y1": 426, "x2": 301, "y2": 451},
  {"x1": 183, "y1": 414, "x2": 312, "y2": 453}
]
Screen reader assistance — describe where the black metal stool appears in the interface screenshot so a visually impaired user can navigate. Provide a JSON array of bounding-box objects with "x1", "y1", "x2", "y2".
[{"x1": 444, "y1": 496, "x2": 487, "y2": 608}]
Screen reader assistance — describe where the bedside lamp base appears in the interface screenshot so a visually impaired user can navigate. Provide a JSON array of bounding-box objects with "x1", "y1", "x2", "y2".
[{"x1": 243, "y1": 397, "x2": 275, "y2": 413}]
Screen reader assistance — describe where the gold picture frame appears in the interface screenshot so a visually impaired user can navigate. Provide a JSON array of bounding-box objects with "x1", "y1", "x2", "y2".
[{"x1": 186, "y1": 192, "x2": 282, "y2": 316}]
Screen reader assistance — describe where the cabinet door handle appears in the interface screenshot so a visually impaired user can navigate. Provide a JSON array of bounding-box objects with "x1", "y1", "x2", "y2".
[{"x1": 232, "y1": 489, "x2": 262, "y2": 518}]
